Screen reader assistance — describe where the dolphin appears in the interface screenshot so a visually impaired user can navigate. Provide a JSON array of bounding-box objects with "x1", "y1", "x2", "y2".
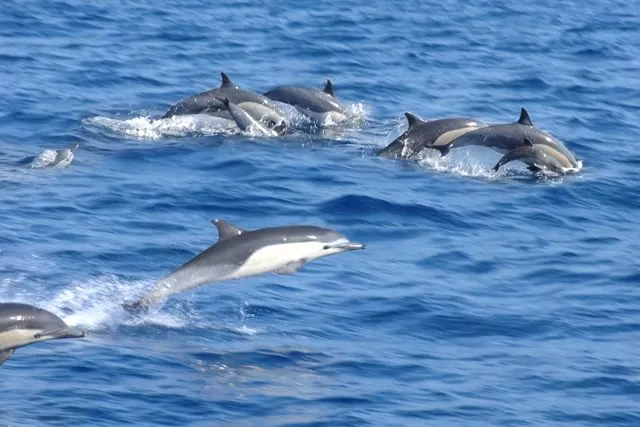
[
  {"x1": 123, "y1": 219, "x2": 366, "y2": 312},
  {"x1": 237, "y1": 102, "x2": 289, "y2": 135},
  {"x1": 51, "y1": 144, "x2": 80, "y2": 168},
  {"x1": 263, "y1": 79, "x2": 347, "y2": 124},
  {"x1": 492, "y1": 138, "x2": 571, "y2": 176},
  {"x1": 204, "y1": 101, "x2": 288, "y2": 134},
  {"x1": 0, "y1": 303, "x2": 86, "y2": 365},
  {"x1": 377, "y1": 112, "x2": 486, "y2": 159},
  {"x1": 218, "y1": 97, "x2": 278, "y2": 136},
  {"x1": 29, "y1": 144, "x2": 80, "y2": 169},
  {"x1": 162, "y1": 72, "x2": 278, "y2": 119},
  {"x1": 430, "y1": 108, "x2": 581, "y2": 169}
]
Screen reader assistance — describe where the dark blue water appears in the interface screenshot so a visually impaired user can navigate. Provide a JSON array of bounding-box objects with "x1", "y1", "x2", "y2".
[{"x1": 1, "y1": 0, "x2": 639, "y2": 425}]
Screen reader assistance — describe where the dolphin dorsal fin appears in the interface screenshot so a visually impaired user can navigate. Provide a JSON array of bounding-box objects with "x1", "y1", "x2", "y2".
[
  {"x1": 323, "y1": 79, "x2": 335, "y2": 96},
  {"x1": 523, "y1": 137, "x2": 534, "y2": 147},
  {"x1": 220, "y1": 72, "x2": 237, "y2": 89},
  {"x1": 211, "y1": 219, "x2": 245, "y2": 240},
  {"x1": 518, "y1": 108, "x2": 533, "y2": 126},
  {"x1": 404, "y1": 112, "x2": 423, "y2": 128}
]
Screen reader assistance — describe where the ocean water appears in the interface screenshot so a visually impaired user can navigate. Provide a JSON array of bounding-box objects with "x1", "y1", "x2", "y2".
[{"x1": 1, "y1": 0, "x2": 639, "y2": 425}]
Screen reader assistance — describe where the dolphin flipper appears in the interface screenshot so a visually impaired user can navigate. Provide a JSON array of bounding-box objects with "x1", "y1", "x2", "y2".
[
  {"x1": 274, "y1": 260, "x2": 307, "y2": 275},
  {"x1": 0, "y1": 349, "x2": 15, "y2": 365}
]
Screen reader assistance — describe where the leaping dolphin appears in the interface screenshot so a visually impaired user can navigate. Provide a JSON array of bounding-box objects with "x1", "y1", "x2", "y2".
[
  {"x1": 123, "y1": 219, "x2": 366, "y2": 312},
  {"x1": 263, "y1": 79, "x2": 347, "y2": 124},
  {"x1": 377, "y1": 112, "x2": 485, "y2": 159},
  {"x1": 0, "y1": 303, "x2": 86, "y2": 366},
  {"x1": 429, "y1": 108, "x2": 581, "y2": 170},
  {"x1": 162, "y1": 72, "x2": 278, "y2": 119}
]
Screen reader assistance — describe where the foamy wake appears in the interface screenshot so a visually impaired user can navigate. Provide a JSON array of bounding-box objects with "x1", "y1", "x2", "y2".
[
  {"x1": 411, "y1": 148, "x2": 578, "y2": 183},
  {"x1": 82, "y1": 114, "x2": 238, "y2": 140},
  {"x1": 29, "y1": 150, "x2": 59, "y2": 169},
  {"x1": 0, "y1": 274, "x2": 263, "y2": 335},
  {"x1": 82, "y1": 102, "x2": 370, "y2": 141}
]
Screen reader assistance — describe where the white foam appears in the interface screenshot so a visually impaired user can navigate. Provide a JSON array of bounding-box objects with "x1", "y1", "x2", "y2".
[
  {"x1": 416, "y1": 148, "x2": 503, "y2": 180},
  {"x1": 0, "y1": 274, "x2": 189, "y2": 331},
  {"x1": 29, "y1": 149, "x2": 58, "y2": 169},
  {"x1": 82, "y1": 114, "x2": 238, "y2": 140}
]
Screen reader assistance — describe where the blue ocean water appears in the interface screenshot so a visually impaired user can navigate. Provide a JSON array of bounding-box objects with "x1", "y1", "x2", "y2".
[{"x1": 1, "y1": 0, "x2": 639, "y2": 425}]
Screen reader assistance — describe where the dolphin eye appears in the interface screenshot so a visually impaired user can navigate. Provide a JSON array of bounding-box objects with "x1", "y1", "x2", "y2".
[
  {"x1": 323, "y1": 245, "x2": 330, "y2": 250},
  {"x1": 34, "y1": 333, "x2": 42, "y2": 339}
]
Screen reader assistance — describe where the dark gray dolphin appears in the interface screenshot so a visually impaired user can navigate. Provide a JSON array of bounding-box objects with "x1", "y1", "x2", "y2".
[
  {"x1": 263, "y1": 79, "x2": 347, "y2": 124},
  {"x1": 162, "y1": 72, "x2": 278, "y2": 119},
  {"x1": 0, "y1": 303, "x2": 86, "y2": 365},
  {"x1": 218, "y1": 97, "x2": 278, "y2": 136},
  {"x1": 430, "y1": 108, "x2": 581, "y2": 170},
  {"x1": 493, "y1": 138, "x2": 571, "y2": 176},
  {"x1": 123, "y1": 219, "x2": 366, "y2": 312},
  {"x1": 377, "y1": 112, "x2": 486, "y2": 159}
]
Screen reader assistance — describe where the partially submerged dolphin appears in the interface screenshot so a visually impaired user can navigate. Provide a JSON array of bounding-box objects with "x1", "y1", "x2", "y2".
[
  {"x1": 218, "y1": 97, "x2": 279, "y2": 136},
  {"x1": 29, "y1": 144, "x2": 80, "y2": 169},
  {"x1": 429, "y1": 108, "x2": 581, "y2": 170},
  {"x1": 0, "y1": 303, "x2": 86, "y2": 365},
  {"x1": 263, "y1": 79, "x2": 347, "y2": 124},
  {"x1": 162, "y1": 72, "x2": 278, "y2": 119},
  {"x1": 51, "y1": 144, "x2": 80, "y2": 168},
  {"x1": 377, "y1": 112, "x2": 485, "y2": 159},
  {"x1": 123, "y1": 219, "x2": 366, "y2": 312},
  {"x1": 236, "y1": 101, "x2": 289, "y2": 135},
  {"x1": 493, "y1": 138, "x2": 571, "y2": 176}
]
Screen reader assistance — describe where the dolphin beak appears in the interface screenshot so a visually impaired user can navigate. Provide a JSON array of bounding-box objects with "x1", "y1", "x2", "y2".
[
  {"x1": 325, "y1": 241, "x2": 366, "y2": 251},
  {"x1": 37, "y1": 327, "x2": 87, "y2": 340}
]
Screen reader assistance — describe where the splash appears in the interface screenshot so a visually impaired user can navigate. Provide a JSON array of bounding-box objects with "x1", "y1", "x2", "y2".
[
  {"x1": 82, "y1": 114, "x2": 238, "y2": 140},
  {"x1": 0, "y1": 274, "x2": 188, "y2": 330},
  {"x1": 29, "y1": 149, "x2": 59, "y2": 169},
  {"x1": 416, "y1": 148, "x2": 504, "y2": 180}
]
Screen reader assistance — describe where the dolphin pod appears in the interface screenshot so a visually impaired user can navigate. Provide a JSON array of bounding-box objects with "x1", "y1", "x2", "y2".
[
  {"x1": 377, "y1": 107, "x2": 581, "y2": 176},
  {"x1": 163, "y1": 72, "x2": 580, "y2": 176},
  {"x1": 123, "y1": 219, "x2": 365, "y2": 313},
  {"x1": 2, "y1": 73, "x2": 583, "y2": 367},
  {"x1": 0, "y1": 303, "x2": 86, "y2": 365}
]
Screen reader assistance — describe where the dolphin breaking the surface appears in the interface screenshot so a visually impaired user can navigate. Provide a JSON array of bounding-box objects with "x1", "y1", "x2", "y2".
[
  {"x1": 263, "y1": 79, "x2": 347, "y2": 124},
  {"x1": 162, "y1": 72, "x2": 278, "y2": 119},
  {"x1": 0, "y1": 303, "x2": 86, "y2": 366},
  {"x1": 377, "y1": 112, "x2": 485, "y2": 159},
  {"x1": 123, "y1": 219, "x2": 366, "y2": 312}
]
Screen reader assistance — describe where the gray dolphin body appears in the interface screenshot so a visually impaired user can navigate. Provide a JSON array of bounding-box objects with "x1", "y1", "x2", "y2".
[
  {"x1": 431, "y1": 108, "x2": 581, "y2": 169},
  {"x1": 493, "y1": 138, "x2": 569, "y2": 176},
  {"x1": 377, "y1": 112, "x2": 486, "y2": 159},
  {"x1": 123, "y1": 219, "x2": 366, "y2": 312},
  {"x1": 263, "y1": 80, "x2": 347, "y2": 124},
  {"x1": 0, "y1": 303, "x2": 86, "y2": 365},
  {"x1": 162, "y1": 72, "x2": 278, "y2": 119},
  {"x1": 218, "y1": 98, "x2": 279, "y2": 136}
]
